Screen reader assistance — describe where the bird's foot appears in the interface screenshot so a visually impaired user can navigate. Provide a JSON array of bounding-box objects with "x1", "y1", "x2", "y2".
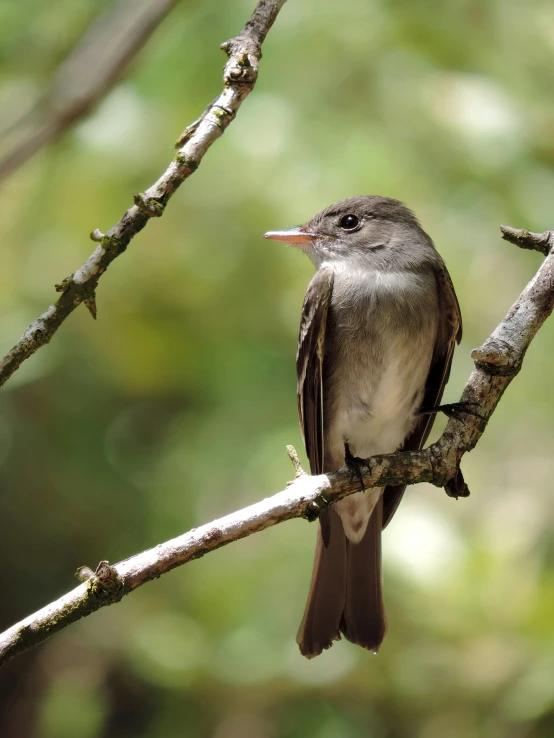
[
  {"x1": 344, "y1": 441, "x2": 370, "y2": 492},
  {"x1": 418, "y1": 401, "x2": 481, "y2": 421}
]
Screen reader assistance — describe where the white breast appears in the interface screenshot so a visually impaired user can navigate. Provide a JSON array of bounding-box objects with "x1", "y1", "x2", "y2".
[{"x1": 323, "y1": 267, "x2": 439, "y2": 542}]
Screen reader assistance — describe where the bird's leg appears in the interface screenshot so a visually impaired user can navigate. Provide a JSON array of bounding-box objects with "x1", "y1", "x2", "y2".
[
  {"x1": 418, "y1": 401, "x2": 481, "y2": 421},
  {"x1": 344, "y1": 441, "x2": 370, "y2": 492}
]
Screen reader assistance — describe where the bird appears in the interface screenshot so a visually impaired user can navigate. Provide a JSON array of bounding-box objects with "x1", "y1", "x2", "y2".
[{"x1": 264, "y1": 195, "x2": 462, "y2": 658}]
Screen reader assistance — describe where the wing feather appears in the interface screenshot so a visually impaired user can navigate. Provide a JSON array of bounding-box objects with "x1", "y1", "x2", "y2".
[
  {"x1": 296, "y1": 267, "x2": 334, "y2": 477},
  {"x1": 382, "y1": 262, "x2": 462, "y2": 528}
]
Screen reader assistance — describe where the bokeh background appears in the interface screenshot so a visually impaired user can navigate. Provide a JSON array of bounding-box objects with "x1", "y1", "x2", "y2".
[{"x1": 1, "y1": 0, "x2": 554, "y2": 736}]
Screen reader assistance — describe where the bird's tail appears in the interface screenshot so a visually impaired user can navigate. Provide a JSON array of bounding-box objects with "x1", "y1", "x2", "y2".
[{"x1": 296, "y1": 498, "x2": 387, "y2": 658}]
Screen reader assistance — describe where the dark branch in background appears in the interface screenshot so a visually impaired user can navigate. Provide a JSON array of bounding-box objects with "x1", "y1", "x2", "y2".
[
  {"x1": 0, "y1": 226, "x2": 552, "y2": 667},
  {"x1": 0, "y1": 0, "x2": 288, "y2": 388},
  {"x1": 0, "y1": 0, "x2": 180, "y2": 182}
]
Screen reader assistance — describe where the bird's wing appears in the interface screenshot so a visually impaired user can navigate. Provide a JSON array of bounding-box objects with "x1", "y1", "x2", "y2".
[
  {"x1": 382, "y1": 262, "x2": 462, "y2": 528},
  {"x1": 297, "y1": 266, "x2": 334, "y2": 477}
]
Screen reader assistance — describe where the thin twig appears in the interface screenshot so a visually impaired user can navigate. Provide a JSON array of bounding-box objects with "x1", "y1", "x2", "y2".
[
  {"x1": 500, "y1": 225, "x2": 552, "y2": 256},
  {"x1": 0, "y1": 0, "x2": 288, "y2": 389},
  {"x1": 0, "y1": 226, "x2": 552, "y2": 667}
]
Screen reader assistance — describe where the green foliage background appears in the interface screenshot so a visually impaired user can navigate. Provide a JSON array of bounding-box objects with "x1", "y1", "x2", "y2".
[{"x1": 1, "y1": 0, "x2": 554, "y2": 736}]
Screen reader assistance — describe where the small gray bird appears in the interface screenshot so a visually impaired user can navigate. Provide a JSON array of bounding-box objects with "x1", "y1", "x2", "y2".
[{"x1": 264, "y1": 196, "x2": 461, "y2": 658}]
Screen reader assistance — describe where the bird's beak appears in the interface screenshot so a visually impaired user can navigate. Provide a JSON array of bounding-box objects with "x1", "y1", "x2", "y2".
[{"x1": 263, "y1": 227, "x2": 318, "y2": 245}]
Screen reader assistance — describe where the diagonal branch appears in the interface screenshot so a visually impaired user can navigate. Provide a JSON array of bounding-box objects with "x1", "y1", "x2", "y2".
[
  {"x1": 0, "y1": 225, "x2": 552, "y2": 667},
  {"x1": 0, "y1": 0, "x2": 181, "y2": 182},
  {"x1": 0, "y1": 0, "x2": 288, "y2": 389}
]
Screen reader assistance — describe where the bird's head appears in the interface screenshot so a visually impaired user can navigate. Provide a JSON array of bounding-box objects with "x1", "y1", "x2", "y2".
[{"x1": 264, "y1": 195, "x2": 435, "y2": 271}]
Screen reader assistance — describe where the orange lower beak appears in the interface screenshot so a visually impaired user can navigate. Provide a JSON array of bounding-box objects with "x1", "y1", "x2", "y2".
[{"x1": 263, "y1": 227, "x2": 318, "y2": 245}]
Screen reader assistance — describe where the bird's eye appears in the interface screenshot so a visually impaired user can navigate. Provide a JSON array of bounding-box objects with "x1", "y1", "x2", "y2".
[{"x1": 339, "y1": 214, "x2": 360, "y2": 231}]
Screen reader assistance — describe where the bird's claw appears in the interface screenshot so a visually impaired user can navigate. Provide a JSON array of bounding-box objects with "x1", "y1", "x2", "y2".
[
  {"x1": 418, "y1": 401, "x2": 482, "y2": 420},
  {"x1": 344, "y1": 441, "x2": 370, "y2": 491}
]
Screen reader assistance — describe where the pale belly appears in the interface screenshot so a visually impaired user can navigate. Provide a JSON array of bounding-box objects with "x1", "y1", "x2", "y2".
[
  {"x1": 328, "y1": 351, "x2": 432, "y2": 542},
  {"x1": 322, "y1": 273, "x2": 438, "y2": 543}
]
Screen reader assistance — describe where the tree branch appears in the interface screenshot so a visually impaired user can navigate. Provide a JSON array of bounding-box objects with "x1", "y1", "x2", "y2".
[
  {"x1": 0, "y1": 0, "x2": 288, "y2": 389},
  {"x1": 1, "y1": 225, "x2": 552, "y2": 667},
  {"x1": 0, "y1": 0, "x2": 181, "y2": 182}
]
